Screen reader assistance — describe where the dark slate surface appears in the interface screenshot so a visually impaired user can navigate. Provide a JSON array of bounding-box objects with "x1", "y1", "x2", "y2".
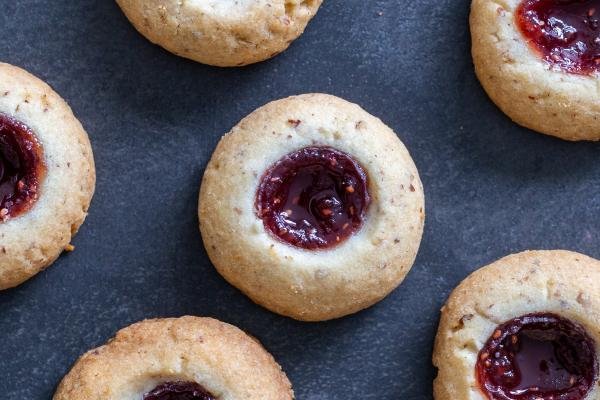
[{"x1": 0, "y1": 1, "x2": 599, "y2": 399}]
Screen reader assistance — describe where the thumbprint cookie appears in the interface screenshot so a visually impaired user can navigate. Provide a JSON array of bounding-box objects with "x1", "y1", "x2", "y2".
[
  {"x1": 0, "y1": 63, "x2": 95, "y2": 290},
  {"x1": 199, "y1": 94, "x2": 425, "y2": 321},
  {"x1": 471, "y1": 0, "x2": 600, "y2": 141},
  {"x1": 433, "y1": 250, "x2": 600, "y2": 400},
  {"x1": 54, "y1": 317, "x2": 294, "y2": 400},
  {"x1": 115, "y1": 0, "x2": 323, "y2": 67}
]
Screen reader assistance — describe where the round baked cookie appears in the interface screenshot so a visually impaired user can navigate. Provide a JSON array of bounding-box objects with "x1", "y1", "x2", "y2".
[
  {"x1": 54, "y1": 317, "x2": 294, "y2": 400},
  {"x1": 433, "y1": 250, "x2": 600, "y2": 400},
  {"x1": 115, "y1": 0, "x2": 323, "y2": 67},
  {"x1": 471, "y1": 0, "x2": 600, "y2": 141},
  {"x1": 199, "y1": 93, "x2": 425, "y2": 321},
  {"x1": 0, "y1": 63, "x2": 95, "y2": 290}
]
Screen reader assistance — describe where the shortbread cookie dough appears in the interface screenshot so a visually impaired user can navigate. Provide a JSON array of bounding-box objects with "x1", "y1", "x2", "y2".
[
  {"x1": 0, "y1": 63, "x2": 95, "y2": 290},
  {"x1": 54, "y1": 317, "x2": 294, "y2": 400},
  {"x1": 115, "y1": 0, "x2": 323, "y2": 67},
  {"x1": 471, "y1": 0, "x2": 600, "y2": 141},
  {"x1": 199, "y1": 93, "x2": 425, "y2": 321},
  {"x1": 433, "y1": 250, "x2": 600, "y2": 400}
]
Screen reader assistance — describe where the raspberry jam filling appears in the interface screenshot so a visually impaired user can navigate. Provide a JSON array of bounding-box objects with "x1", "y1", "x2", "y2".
[
  {"x1": 476, "y1": 313, "x2": 598, "y2": 400},
  {"x1": 517, "y1": 0, "x2": 600, "y2": 74},
  {"x1": 0, "y1": 113, "x2": 45, "y2": 221},
  {"x1": 143, "y1": 381, "x2": 216, "y2": 400},
  {"x1": 256, "y1": 146, "x2": 370, "y2": 249}
]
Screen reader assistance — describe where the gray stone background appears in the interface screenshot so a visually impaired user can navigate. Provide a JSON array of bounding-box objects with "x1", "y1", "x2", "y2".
[{"x1": 0, "y1": 1, "x2": 599, "y2": 399}]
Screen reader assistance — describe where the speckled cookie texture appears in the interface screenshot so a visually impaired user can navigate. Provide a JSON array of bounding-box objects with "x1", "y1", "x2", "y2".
[
  {"x1": 0, "y1": 63, "x2": 95, "y2": 290},
  {"x1": 54, "y1": 317, "x2": 294, "y2": 400},
  {"x1": 471, "y1": 0, "x2": 600, "y2": 141},
  {"x1": 199, "y1": 93, "x2": 425, "y2": 321},
  {"x1": 433, "y1": 250, "x2": 600, "y2": 400},
  {"x1": 115, "y1": 0, "x2": 323, "y2": 67}
]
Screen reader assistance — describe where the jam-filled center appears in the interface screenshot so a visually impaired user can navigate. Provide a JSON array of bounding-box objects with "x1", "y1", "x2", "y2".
[
  {"x1": 517, "y1": 0, "x2": 600, "y2": 74},
  {"x1": 143, "y1": 381, "x2": 216, "y2": 400},
  {"x1": 0, "y1": 113, "x2": 45, "y2": 220},
  {"x1": 476, "y1": 313, "x2": 598, "y2": 400},
  {"x1": 256, "y1": 146, "x2": 370, "y2": 249}
]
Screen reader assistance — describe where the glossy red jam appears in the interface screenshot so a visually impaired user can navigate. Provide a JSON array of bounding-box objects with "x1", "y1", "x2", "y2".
[
  {"x1": 256, "y1": 146, "x2": 370, "y2": 250},
  {"x1": 143, "y1": 381, "x2": 216, "y2": 400},
  {"x1": 517, "y1": 0, "x2": 600, "y2": 74},
  {"x1": 0, "y1": 113, "x2": 45, "y2": 221},
  {"x1": 476, "y1": 313, "x2": 597, "y2": 400}
]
